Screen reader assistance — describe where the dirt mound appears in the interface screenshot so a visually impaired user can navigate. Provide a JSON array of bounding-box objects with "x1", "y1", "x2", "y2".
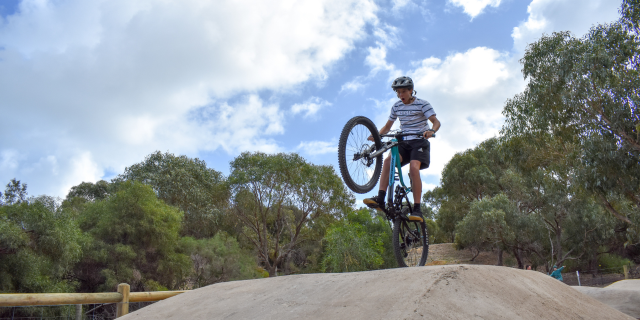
[
  {"x1": 606, "y1": 279, "x2": 640, "y2": 290},
  {"x1": 121, "y1": 265, "x2": 632, "y2": 320},
  {"x1": 573, "y1": 280, "x2": 640, "y2": 318}
]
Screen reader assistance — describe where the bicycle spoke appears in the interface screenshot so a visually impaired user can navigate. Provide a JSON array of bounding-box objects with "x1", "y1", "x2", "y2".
[
  {"x1": 338, "y1": 116, "x2": 382, "y2": 194},
  {"x1": 344, "y1": 124, "x2": 375, "y2": 186}
]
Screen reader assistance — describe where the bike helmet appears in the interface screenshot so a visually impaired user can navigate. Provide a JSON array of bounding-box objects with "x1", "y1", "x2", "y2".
[{"x1": 391, "y1": 76, "x2": 414, "y2": 90}]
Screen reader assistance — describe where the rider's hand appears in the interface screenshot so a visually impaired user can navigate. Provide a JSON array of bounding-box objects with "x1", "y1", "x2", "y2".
[
  {"x1": 367, "y1": 135, "x2": 374, "y2": 141},
  {"x1": 423, "y1": 130, "x2": 435, "y2": 139}
]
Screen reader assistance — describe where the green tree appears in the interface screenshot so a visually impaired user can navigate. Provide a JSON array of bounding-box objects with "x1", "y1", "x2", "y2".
[
  {"x1": 497, "y1": 0, "x2": 640, "y2": 266},
  {"x1": 75, "y1": 181, "x2": 191, "y2": 292},
  {"x1": 501, "y1": 1, "x2": 640, "y2": 227},
  {"x1": 229, "y1": 152, "x2": 353, "y2": 276},
  {"x1": 0, "y1": 178, "x2": 28, "y2": 206},
  {"x1": 424, "y1": 138, "x2": 508, "y2": 241},
  {"x1": 117, "y1": 151, "x2": 229, "y2": 238},
  {"x1": 179, "y1": 232, "x2": 265, "y2": 288},
  {"x1": 321, "y1": 208, "x2": 394, "y2": 272},
  {"x1": 0, "y1": 193, "x2": 83, "y2": 293},
  {"x1": 455, "y1": 194, "x2": 545, "y2": 268},
  {"x1": 66, "y1": 180, "x2": 114, "y2": 202}
]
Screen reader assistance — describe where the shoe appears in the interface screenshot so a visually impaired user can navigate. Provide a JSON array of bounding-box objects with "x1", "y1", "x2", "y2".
[
  {"x1": 410, "y1": 207, "x2": 423, "y2": 218},
  {"x1": 363, "y1": 195, "x2": 385, "y2": 211}
]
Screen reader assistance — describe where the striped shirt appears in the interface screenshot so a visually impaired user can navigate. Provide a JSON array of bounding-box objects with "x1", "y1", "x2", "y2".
[{"x1": 388, "y1": 98, "x2": 436, "y2": 140}]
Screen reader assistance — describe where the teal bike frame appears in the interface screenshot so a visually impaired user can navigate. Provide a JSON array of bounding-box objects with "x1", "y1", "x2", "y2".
[{"x1": 387, "y1": 137, "x2": 411, "y2": 210}]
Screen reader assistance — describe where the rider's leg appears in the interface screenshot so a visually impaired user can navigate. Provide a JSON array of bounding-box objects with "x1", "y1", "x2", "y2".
[
  {"x1": 409, "y1": 160, "x2": 424, "y2": 217},
  {"x1": 379, "y1": 155, "x2": 392, "y2": 191},
  {"x1": 380, "y1": 153, "x2": 405, "y2": 191},
  {"x1": 409, "y1": 160, "x2": 422, "y2": 204},
  {"x1": 364, "y1": 153, "x2": 402, "y2": 209}
]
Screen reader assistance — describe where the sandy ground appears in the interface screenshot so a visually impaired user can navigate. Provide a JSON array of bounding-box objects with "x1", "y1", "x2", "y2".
[
  {"x1": 573, "y1": 280, "x2": 640, "y2": 318},
  {"x1": 120, "y1": 265, "x2": 633, "y2": 320}
]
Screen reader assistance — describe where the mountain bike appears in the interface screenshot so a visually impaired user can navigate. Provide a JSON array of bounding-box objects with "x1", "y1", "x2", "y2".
[{"x1": 337, "y1": 116, "x2": 431, "y2": 267}]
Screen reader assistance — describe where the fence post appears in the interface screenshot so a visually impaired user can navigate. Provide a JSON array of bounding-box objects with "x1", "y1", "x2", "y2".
[
  {"x1": 623, "y1": 265, "x2": 629, "y2": 279},
  {"x1": 75, "y1": 304, "x2": 82, "y2": 320},
  {"x1": 116, "y1": 283, "x2": 130, "y2": 318},
  {"x1": 576, "y1": 271, "x2": 581, "y2": 286}
]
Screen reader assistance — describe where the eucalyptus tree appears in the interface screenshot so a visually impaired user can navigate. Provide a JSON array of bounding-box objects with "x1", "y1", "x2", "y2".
[
  {"x1": 321, "y1": 208, "x2": 388, "y2": 272},
  {"x1": 424, "y1": 137, "x2": 508, "y2": 241},
  {"x1": 0, "y1": 182, "x2": 83, "y2": 293},
  {"x1": 455, "y1": 194, "x2": 545, "y2": 268},
  {"x1": 117, "y1": 151, "x2": 229, "y2": 238},
  {"x1": 502, "y1": 0, "x2": 640, "y2": 228},
  {"x1": 228, "y1": 152, "x2": 353, "y2": 276},
  {"x1": 179, "y1": 232, "x2": 264, "y2": 288},
  {"x1": 75, "y1": 181, "x2": 191, "y2": 292},
  {"x1": 0, "y1": 178, "x2": 28, "y2": 206},
  {"x1": 66, "y1": 180, "x2": 113, "y2": 202}
]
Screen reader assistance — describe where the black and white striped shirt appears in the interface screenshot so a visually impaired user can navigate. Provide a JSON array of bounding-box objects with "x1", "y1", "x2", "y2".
[{"x1": 388, "y1": 98, "x2": 436, "y2": 140}]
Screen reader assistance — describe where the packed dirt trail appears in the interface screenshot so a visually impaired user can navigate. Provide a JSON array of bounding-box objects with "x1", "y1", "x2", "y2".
[
  {"x1": 121, "y1": 265, "x2": 633, "y2": 320},
  {"x1": 573, "y1": 280, "x2": 640, "y2": 318}
]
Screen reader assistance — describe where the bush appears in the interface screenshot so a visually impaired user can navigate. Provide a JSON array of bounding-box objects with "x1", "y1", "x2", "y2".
[
  {"x1": 321, "y1": 208, "x2": 392, "y2": 272},
  {"x1": 598, "y1": 253, "x2": 633, "y2": 274}
]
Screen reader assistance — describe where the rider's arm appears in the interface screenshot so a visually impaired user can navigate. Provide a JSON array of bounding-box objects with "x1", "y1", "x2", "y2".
[
  {"x1": 423, "y1": 115, "x2": 441, "y2": 139},
  {"x1": 379, "y1": 120, "x2": 394, "y2": 135},
  {"x1": 368, "y1": 120, "x2": 394, "y2": 141}
]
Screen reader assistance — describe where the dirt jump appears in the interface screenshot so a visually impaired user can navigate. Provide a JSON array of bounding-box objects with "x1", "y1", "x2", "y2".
[
  {"x1": 121, "y1": 265, "x2": 633, "y2": 319},
  {"x1": 574, "y1": 279, "x2": 640, "y2": 318}
]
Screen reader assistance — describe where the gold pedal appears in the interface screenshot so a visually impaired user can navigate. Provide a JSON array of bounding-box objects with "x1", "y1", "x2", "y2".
[
  {"x1": 363, "y1": 199, "x2": 384, "y2": 211},
  {"x1": 408, "y1": 216, "x2": 424, "y2": 222}
]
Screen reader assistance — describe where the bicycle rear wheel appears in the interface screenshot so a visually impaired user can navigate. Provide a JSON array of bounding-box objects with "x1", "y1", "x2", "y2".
[
  {"x1": 392, "y1": 218, "x2": 429, "y2": 267},
  {"x1": 338, "y1": 116, "x2": 382, "y2": 194}
]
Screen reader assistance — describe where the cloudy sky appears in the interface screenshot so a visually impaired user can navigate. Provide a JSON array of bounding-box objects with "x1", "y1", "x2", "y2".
[{"x1": 0, "y1": 0, "x2": 622, "y2": 201}]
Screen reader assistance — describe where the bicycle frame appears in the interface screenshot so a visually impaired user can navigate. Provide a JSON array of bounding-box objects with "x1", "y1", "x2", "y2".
[{"x1": 386, "y1": 138, "x2": 411, "y2": 217}]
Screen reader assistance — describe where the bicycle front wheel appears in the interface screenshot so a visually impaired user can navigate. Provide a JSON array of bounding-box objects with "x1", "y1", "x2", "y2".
[
  {"x1": 338, "y1": 116, "x2": 382, "y2": 194},
  {"x1": 392, "y1": 218, "x2": 429, "y2": 267}
]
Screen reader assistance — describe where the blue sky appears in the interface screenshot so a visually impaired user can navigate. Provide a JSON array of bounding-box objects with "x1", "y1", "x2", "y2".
[{"x1": 0, "y1": 0, "x2": 622, "y2": 201}]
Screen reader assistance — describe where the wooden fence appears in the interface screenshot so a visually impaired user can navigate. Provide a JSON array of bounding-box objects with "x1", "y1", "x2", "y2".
[{"x1": 0, "y1": 283, "x2": 186, "y2": 318}]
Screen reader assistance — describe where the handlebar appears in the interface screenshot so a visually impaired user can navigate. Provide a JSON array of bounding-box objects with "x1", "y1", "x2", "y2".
[{"x1": 380, "y1": 131, "x2": 436, "y2": 139}]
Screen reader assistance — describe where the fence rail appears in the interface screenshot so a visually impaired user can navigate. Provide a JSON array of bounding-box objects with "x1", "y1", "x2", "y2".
[{"x1": 0, "y1": 284, "x2": 186, "y2": 318}]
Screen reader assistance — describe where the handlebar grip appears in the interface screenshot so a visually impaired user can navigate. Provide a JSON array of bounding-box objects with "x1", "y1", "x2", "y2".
[{"x1": 422, "y1": 131, "x2": 435, "y2": 138}]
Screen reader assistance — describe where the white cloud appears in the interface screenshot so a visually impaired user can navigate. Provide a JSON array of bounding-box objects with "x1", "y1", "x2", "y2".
[
  {"x1": 0, "y1": 150, "x2": 21, "y2": 172},
  {"x1": 296, "y1": 140, "x2": 337, "y2": 156},
  {"x1": 448, "y1": 0, "x2": 501, "y2": 19},
  {"x1": 291, "y1": 97, "x2": 331, "y2": 119},
  {"x1": 340, "y1": 18, "x2": 402, "y2": 94},
  {"x1": 372, "y1": 23, "x2": 401, "y2": 49},
  {"x1": 392, "y1": 0, "x2": 413, "y2": 12},
  {"x1": 512, "y1": 0, "x2": 621, "y2": 52},
  {"x1": 340, "y1": 77, "x2": 367, "y2": 93},
  {"x1": 365, "y1": 44, "x2": 397, "y2": 76},
  {"x1": 0, "y1": 0, "x2": 378, "y2": 197},
  {"x1": 404, "y1": 47, "x2": 524, "y2": 179},
  {"x1": 194, "y1": 95, "x2": 285, "y2": 154},
  {"x1": 59, "y1": 152, "x2": 101, "y2": 196},
  {"x1": 422, "y1": 182, "x2": 437, "y2": 192}
]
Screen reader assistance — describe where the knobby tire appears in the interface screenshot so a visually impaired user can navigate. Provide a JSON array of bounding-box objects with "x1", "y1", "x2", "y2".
[
  {"x1": 338, "y1": 116, "x2": 382, "y2": 194},
  {"x1": 392, "y1": 218, "x2": 429, "y2": 267}
]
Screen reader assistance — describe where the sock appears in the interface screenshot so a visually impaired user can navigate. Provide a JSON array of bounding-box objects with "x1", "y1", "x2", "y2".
[
  {"x1": 413, "y1": 203, "x2": 421, "y2": 211},
  {"x1": 378, "y1": 190, "x2": 386, "y2": 199}
]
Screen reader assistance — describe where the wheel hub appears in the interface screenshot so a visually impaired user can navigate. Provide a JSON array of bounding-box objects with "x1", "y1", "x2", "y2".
[{"x1": 354, "y1": 144, "x2": 375, "y2": 167}]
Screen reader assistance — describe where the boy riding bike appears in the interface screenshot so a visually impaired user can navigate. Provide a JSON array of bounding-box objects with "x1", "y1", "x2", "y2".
[{"x1": 363, "y1": 76, "x2": 441, "y2": 218}]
